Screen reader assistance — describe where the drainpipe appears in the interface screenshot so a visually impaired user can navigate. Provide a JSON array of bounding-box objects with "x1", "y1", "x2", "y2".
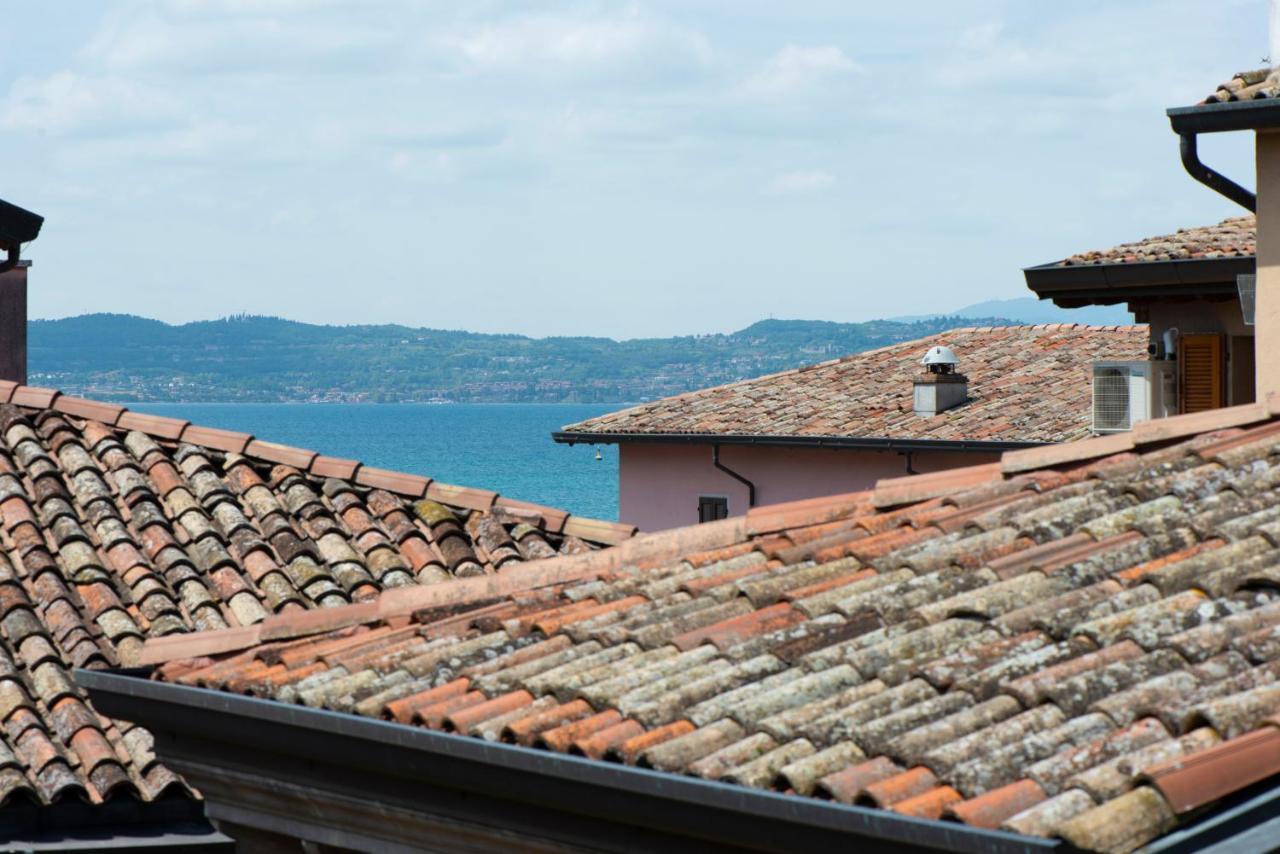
[
  {"x1": 900, "y1": 451, "x2": 918, "y2": 475},
  {"x1": 1179, "y1": 132, "x2": 1257, "y2": 211},
  {"x1": 712, "y1": 445, "x2": 755, "y2": 508}
]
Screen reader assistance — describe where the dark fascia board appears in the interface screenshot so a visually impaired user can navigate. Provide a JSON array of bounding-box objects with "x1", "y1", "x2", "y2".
[
  {"x1": 1168, "y1": 99, "x2": 1280, "y2": 134},
  {"x1": 79, "y1": 670, "x2": 1058, "y2": 854},
  {"x1": 1023, "y1": 256, "x2": 1252, "y2": 299},
  {"x1": 552, "y1": 431, "x2": 1045, "y2": 454}
]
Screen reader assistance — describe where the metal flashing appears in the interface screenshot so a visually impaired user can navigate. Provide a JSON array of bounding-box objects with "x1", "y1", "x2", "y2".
[{"x1": 553, "y1": 431, "x2": 1044, "y2": 454}]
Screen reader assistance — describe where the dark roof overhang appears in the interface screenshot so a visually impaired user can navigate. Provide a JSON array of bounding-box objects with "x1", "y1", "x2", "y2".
[
  {"x1": 0, "y1": 795, "x2": 228, "y2": 852},
  {"x1": 1022, "y1": 256, "x2": 1253, "y2": 308},
  {"x1": 552, "y1": 431, "x2": 1046, "y2": 453},
  {"x1": 80, "y1": 669, "x2": 1059, "y2": 854},
  {"x1": 1167, "y1": 99, "x2": 1280, "y2": 134}
]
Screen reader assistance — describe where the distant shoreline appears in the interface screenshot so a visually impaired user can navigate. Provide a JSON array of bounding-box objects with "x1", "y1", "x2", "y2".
[{"x1": 134, "y1": 400, "x2": 641, "y2": 406}]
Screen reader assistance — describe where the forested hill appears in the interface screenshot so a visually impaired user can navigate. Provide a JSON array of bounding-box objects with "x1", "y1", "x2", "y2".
[{"x1": 28, "y1": 313, "x2": 1019, "y2": 404}]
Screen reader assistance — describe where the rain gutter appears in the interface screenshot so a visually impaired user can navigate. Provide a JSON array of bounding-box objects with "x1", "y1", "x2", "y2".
[
  {"x1": 80, "y1": 670, "x2": 1060, "y2": 854},
  {"x1": 553, "y1": 431, "x2": 1043, "y2": 454}
]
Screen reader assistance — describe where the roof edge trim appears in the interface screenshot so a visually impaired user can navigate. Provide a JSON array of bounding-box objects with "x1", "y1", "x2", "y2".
[
  {"x1": 553, "y1": 431, "x2": 1047, "y2": 453},
  {"x1": 77, "y1": 670, "x2": 1061, "y2": 854}
]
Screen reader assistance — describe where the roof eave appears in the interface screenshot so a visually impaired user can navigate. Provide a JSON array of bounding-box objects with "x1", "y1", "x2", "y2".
[
  {"x1": 1168, "y1": 99, "x2": 1280, "y2": 134},
  {"x1": 79, "y1": 669, "x2": 1058, "y2": 854},
  {"x1": 1022, "y1": 256, "x2": 1253, "y2": 307},
  {"x1": 553, "y1": 431, "x2": 1048, "y2": 454}
]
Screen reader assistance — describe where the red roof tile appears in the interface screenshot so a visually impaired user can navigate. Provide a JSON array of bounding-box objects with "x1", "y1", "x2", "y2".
[
  {"x1": 0, "y1": 382, "x2": 631, "y2": 826},
  {"x1": 1054, "y1": 216, "x2": 1254, "y2": 267},
  {"x1": 561, "y1": 326, "x2": 1149, "y2": 446},
  {"x1": 140, "y1": 400, "x2": 1280, "y2": 852},
  {"x1": 177, "y1": 424, "x2": 253, "y2": 454},
  {"x1": 1203, "y1": 69, "x2": 1280, "y2": 104},
  {"x1": 1143, "y1": 726, "x2": 1280, "y2": 814}
]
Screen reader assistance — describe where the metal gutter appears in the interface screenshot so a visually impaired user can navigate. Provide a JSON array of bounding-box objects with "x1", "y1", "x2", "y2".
[
  {"x1": 1168, "y1": 99, "x2": 1280, "y2": 134},
  {"x1": 1022, "y1": 257, "x2": 1251, "y2": 308},
  {"x1": 712, "y1": 444, "x2": 755, "y2": 507},
  {"x1": 79, "y1": 670, "x2": 1059, "y2": 854},
  {"x1": 553, "y1": 431, "x2": 1044, "y2": 454}
]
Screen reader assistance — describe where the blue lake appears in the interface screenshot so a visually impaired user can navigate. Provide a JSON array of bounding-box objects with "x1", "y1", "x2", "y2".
[{"x1": 143, "y1": 403, "x2": 621, "y2": 521}]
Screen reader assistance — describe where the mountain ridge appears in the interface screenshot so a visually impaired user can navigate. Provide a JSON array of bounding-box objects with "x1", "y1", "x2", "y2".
[{"x1": 28, "y1": 309, "x2": 1122, "y2": 404}]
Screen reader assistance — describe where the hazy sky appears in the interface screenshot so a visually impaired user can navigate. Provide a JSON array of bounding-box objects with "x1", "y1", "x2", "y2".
[{"x1": 1, "y1": 1, "x2": 1265, "y2": 337}]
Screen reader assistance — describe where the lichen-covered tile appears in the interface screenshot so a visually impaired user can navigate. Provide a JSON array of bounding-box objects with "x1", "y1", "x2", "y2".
[
  {"x1": 949, "y1": 713, "x2": 1115, "y2": 797},
  {"x1": 774, "y1": 741, "x2": 865, "y2": 795}
]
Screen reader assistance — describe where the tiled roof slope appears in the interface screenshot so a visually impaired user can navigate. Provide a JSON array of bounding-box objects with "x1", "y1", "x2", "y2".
[
  {"x1": 1203, "y1": 68, "x2": 1280, "y2": 103},
  {"x1": 148, "y1": 399, "x2": 1280, "y2": 854},
  {"x1": 0, "y1": 381, "x2": 630, "y2": 813},
  {"x1": 559, "y1": 325, "x2": 1149, "y2": 445},
  {"x1": 1055, "y1": 216, "x2": 1255, "y2": 267}
]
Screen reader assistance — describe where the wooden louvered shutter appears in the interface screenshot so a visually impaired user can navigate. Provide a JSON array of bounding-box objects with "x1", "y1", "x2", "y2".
[{"x1": 1179, "y1": 334, "x2": 1224, "y2": 413}]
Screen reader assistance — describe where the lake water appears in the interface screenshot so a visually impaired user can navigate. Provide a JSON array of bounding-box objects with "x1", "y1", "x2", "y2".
[{"x1": 143, "y1": 403, "x2": 621, "y2": 521}]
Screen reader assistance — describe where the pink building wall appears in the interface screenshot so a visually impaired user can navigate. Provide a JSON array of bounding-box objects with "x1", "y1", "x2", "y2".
[{"x1": 618, "y1": 442, "x2": 1000, "y2": 532}]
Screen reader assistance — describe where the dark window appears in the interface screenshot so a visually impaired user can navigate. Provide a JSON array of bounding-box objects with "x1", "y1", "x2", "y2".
[{"x1": 698, "y1": 496, "x2": 729, "y2": 523}]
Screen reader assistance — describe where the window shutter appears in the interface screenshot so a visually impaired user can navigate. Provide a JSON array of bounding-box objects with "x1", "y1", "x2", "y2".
[{"x1": 1179, "y1": 334, "x2": 1224, "y2": 413}]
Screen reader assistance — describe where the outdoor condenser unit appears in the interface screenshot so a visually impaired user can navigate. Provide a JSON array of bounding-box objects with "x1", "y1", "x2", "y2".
[{"x1": 1092, "y1": 360, "x2": 1176, "y2": 433}]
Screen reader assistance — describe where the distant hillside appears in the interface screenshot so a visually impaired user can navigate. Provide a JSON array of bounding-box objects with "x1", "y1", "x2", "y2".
[
  {"x1": 892, "y1": 297, "x2": 1132, "y2": 326},
  {"x1": 29, "y1": 312, "x2": 1024, "y2": 404}
]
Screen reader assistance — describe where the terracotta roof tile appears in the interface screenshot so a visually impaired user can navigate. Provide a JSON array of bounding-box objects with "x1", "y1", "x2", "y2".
[
  {"x1": 178, "y1": 425, "x2": 253, "y2": 455},
  {"x1": 1143, "y1": 725, "x2": 1280, "y2": 814},
  {"x1": 562, "y1": 326, "x2": 1148, "y2": 446},
  {"x1": 1203, "y1": 69, "x2": 1280, "y2": 104},
  {"x1": 242, "y1": 439, "x2": 317, "y2": 470},
  {"x1": 0, "y1": 383, "x2": 631, "y2": 827},
  {"x1": 137, "y1": 406, "x2": 1280, "y2": 852},
  {"x1": 1054, "y1": 216, "x2": 1255, "y2": 267},
  {"x1": 308, "y1": 455, "x2": 361, "y2": 481},
  {"x1": 872, "y1": 464, "x2": 1004, "y2": 509},
  {"x1": 50, "y1": 396, "x2": 125, "y2": 425},
  {"x1": 352, "y1": 466, "x2": 431, "y2": 497},
  {"x1": 1002, "y1": 432, "x2": 1136, "y2": 475}
]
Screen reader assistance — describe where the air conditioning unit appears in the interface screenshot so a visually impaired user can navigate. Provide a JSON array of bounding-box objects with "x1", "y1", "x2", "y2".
[{"x1": 1092, "y1": 360, "x2": 1176, "y2": 434}]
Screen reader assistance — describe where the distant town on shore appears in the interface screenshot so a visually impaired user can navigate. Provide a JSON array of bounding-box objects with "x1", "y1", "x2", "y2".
[{"x1": 30, "y1": 299, "x2": 1129, "y2": 404}]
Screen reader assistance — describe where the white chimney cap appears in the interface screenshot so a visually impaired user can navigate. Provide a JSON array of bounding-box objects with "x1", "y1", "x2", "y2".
[{"x1": 921, "y1": 345, "x2": 959, "y2": 367}]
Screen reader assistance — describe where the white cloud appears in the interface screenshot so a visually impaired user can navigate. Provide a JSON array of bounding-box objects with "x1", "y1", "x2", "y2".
[
  {"x1": 1, "y1": 71, "x2": 178, "y2": 135},
  {"x1": 767, "y1": 170, "x2": 835, "y2": 195},
  {"x1": 741, "y1": 45, "x2": 860, "y2": 100},
  {"x1": 446, "y1": 8, "x2": 714, "y2": 78}
]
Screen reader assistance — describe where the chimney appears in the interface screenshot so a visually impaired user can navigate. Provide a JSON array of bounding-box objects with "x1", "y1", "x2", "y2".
[
  {"x1": 913, "y1": 345, "x2": 968, "y2": 416},
  {"x1": 0, "y1": 262, "x2": 26, "y2": 384},
  {"x1": 0, "y1": 198, "x2": 42, "y2": 385}
]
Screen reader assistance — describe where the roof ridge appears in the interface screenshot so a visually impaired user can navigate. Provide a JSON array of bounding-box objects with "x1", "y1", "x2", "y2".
[
  {"x1": 0, "y1": 381, "x2": 636, "y2": 546},
  {"x1": 140, "y1": 511, "x2": 761, "y2": 664}
]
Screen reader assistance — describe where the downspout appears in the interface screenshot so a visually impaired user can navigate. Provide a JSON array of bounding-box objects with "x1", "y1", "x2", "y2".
[
  {"x1": 1179, "y1": 132, "x2": 1257, "y2": 211},
  {"x1": 712, "y1": 444, "x2": 755, "y2": 508},
  {"x1": 900, "y1": 451, "x2": 918, "y2": 475}
]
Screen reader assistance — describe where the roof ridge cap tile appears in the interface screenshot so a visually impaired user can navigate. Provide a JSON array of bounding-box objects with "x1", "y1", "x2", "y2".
[
  {"x1": 138, "y1": 514, "x2": 748, "y2": 664},
  {"x1": 1141, "y1": 725, "x2": 1280, "y2": 815},
  {"x1": 1002, "y1": 431, "x2": 1135, "y2": 475},
  {"x1": 872, "y1": 462, "x2": 1004, "y2": 509}
]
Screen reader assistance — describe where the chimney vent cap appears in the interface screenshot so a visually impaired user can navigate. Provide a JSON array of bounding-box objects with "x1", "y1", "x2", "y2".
[{"x1": 922, "y1": 345, "x2": 959, "y2": 374}]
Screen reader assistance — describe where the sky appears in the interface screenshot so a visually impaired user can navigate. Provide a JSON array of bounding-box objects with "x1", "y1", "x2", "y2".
[{"x1": 0, "y1": 1, "x2": 1266, "y2": 338}]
